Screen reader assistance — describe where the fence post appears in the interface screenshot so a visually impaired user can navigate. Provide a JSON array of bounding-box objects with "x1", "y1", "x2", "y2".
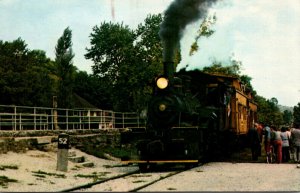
[
  {"x1": 66, "y1": 109, "x2": 69, "y2": 130},
  {"x1": 88, "y1": 110, "x2": 90, "y2": 130},
  {"x1": 53, "y1": 96, "x2": 59, "y2": 130},
  {"x1": 122, "y1": 113, "x2": 125, "y2": 129},
  {"x1": 19, "y1": 113, "x2": 22, "y2": 130},
  {"x1": 34, "y1": 107, "x2": 36, "y2": 130},
  {"x1": 13, "y1": 106, "x2": 17, "y2": 130},
  {"x1": 79, "y1": 110, "x2": 82, "y2": 130},
  {"x1": 137, "y1": 113, "x2": 140, "y2": 127}
]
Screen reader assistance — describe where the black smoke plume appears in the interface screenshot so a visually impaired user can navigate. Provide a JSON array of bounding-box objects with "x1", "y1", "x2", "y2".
[{"x1": 159, "y1": 0, "x2": 218, "y2": 62}]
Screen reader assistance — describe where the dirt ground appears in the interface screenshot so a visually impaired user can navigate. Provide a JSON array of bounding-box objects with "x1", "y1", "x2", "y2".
[
  {"x1": 0, "y1": 148, "x2": 137, "y2": 192},
  {"x1": 1, "y1": 146, "x2": 300, "y2": 192}
]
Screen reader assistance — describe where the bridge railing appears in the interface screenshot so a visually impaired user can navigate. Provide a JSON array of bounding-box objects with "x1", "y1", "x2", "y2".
[{"x1": 0, "y1": 105, "x2": 146, "y2": 131}]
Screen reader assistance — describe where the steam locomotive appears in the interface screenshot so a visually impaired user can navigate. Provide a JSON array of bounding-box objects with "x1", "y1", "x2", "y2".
[{"x1": 121, "y1": 62, "x2": 257, "y2": 171}]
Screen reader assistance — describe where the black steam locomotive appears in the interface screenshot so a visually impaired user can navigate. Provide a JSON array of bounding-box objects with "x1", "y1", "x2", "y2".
[{"x1": 121, "y1": 61, "x2": 257, "y2": 171}]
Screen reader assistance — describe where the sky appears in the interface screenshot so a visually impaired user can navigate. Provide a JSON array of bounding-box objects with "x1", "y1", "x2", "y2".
[{"x1": 0, "y1": 0, "x2": 299, "y2": 107}]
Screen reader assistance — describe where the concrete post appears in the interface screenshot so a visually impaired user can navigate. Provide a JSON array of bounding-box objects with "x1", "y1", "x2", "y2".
[{"x1": 56, "y1": 133, "x2": 69, "y2": 172}]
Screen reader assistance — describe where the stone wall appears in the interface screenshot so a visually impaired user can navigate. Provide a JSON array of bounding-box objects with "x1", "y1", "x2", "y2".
[{"x1": 0, "y1": 129, "x2": 123, "y2": 154}]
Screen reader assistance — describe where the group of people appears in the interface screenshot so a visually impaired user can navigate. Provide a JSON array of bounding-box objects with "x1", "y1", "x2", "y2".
[{"x1": 248, "y1": 122, "x2": 300, "y2": 164}]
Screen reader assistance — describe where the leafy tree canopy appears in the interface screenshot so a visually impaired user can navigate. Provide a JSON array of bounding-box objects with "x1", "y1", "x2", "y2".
[
  {"x1": 283, "y1": 109, "x2": 293, "y2": 126},
  {"x1": 0, "y1": 38, "x2": 55, "y2": 107},
  {"x1": 293, "y1": 103, "x2": 300, "y2": 126},
  {"x1": 55, "y1": 27, "x2": 76, "y2": 108},
  {"x1": 190, "y1": 14, "x2": 217, "y2": 56},
  {"x1": 85, "y1": 14, "x2": 164, "y2": 111},
  {"x1": 202, "y1": 58, "x2": 241, "y2": 76}
]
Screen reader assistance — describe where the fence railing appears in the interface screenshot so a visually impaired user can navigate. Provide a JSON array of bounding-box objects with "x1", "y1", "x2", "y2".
[{"x1": 0, "y1": 105, "x2": 146, "y2": 131}]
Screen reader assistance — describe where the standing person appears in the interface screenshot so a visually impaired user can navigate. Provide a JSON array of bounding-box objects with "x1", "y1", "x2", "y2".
[
  {"x1": 263, "y1": 124, "x2": 272, "y2": 163},
  {"x1": 271, "y1": 126, "x2": 282, "y2": 163},
  {"x1": 289, "y1": 127, "x2": 295, "y2": 161},
  {"x1": 256, "y1": 123, "x2": 263, "y2": 156},
  {"x1": 248, "y1": 123, "x2": 261, "y2": 161},
  {"x1": 280, "y1": 126, "x2": 290, "y2": 162},
  {"x1": 291, "y1": 123, "x2": 300, "y2": 163}
]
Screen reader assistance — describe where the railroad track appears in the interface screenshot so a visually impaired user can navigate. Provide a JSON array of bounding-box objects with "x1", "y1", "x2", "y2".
[
  {"x1": 128, "y1": 169, "x2": 186, "y2": 192},
  {"x1": 59, "y1": 165, "x2": 196, "y2": 192},
  {"x1": 60, "y1": 169, "x2": 140, "y2": 192}
]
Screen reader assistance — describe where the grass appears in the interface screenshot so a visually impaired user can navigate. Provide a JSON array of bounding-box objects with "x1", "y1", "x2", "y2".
[
  {"x1": 31, "y1": 170, "x2": 66, "y2": 178},
  {"x1": 0, "y1": 175, "x2": 18, "y2": 188},
  {"x1": 77, "y1": 145, "x2": 135, "y2": 160},
  {"x1": 74, "y1": 172, "x2": 110, "y2": 182},
  {"x1": 131, "y1": 174, "x2": 152, "y2": 178},
  {"x1": 0, "y1": 164, "x2": 19, "y2": 170},
  {"x1": 132, "y1": 180, "x2": 146, "y2": 183}
]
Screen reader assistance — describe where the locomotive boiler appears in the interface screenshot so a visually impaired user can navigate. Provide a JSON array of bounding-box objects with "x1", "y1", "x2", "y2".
[{"x1": 121, "y1": 61, "x2": 257, "y2": 171}]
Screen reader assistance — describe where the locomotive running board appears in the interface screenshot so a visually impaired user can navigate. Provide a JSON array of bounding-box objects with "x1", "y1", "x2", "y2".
[{"x1": 121, "y1": 160, "x2": 198, "y2": 164}]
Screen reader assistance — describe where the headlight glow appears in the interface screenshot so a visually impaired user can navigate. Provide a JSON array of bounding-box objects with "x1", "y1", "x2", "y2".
[
  {"x1": 159, "y1": 104, "x2": 166, "y2": 111},
  {"x1": 156, "y1": 77, "x2": 168, "y2": 89}
]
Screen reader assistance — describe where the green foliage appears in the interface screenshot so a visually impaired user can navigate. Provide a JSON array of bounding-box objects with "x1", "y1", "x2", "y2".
[
  {"x1": 0, "y1": 164, "x2": 18, "y2": 170},
  {"x1": 73, "y1": 71, "x2": 112, "y2": 109},
  {"x1": 293, "y1": 103, "x2": 300, "y2": 126},
  {"x1": 201, "y1": 58, "x2": 257, "y2": 97},
  {"x1": 74, "y1": 172, "x2": 109, "y2": 182},
  {"x1": 202, "y1": 58, "x2": 241, "y2": 76},
  {"x1": 283, "y1": 110, "x2": 293, "y2": 126},
  {"x1": 79, "y1": 144, "x2": 133, "y2": 160},
  {"x1": 0, "y1": 175, "x2": 18, "y2": 188},
  {"x1": 55, "y1": 27, "x2": 76, "y2": 108},
  {"x1": 31, "y1": 170, "x2": 66, "y2": 178},
  {"x1": 254, "y1": 95, "x2": 283, "y2": 127},
  {"x1": 240, "y1": 75, "x2": 256, "y2": 96},
  {"x1": 189, "y1": 14, "x2": 217, "y2": 56},
  {"x1": 85, "y1": 14, "x2": 164, "y2": 112},
  {"x1": 0, "y1": 38, "x2": 56, "y2": 107}
]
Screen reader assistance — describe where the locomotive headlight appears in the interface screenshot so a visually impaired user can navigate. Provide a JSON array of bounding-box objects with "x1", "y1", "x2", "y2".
[
  {"x1": 158, "y1": 104, "x2": 166, "y2": 111},
  {"x1": 156, "y1": 77, "x2": 168, "y2": 89}
]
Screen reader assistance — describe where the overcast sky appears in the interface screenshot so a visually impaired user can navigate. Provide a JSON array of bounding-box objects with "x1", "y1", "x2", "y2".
[{"x1": 0, "y1": 0, "x2": 299, "y2": 107}]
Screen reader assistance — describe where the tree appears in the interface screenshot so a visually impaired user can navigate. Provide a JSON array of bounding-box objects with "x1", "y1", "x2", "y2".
[
  {"x1": 55, "y1": 27, "x2": 75, "y2": 108},
  {"x1": 85, "y1": 21, "x2": 136, "y2": 111},
  {"x1": 73, "y1": 71, "x2": 112, "y2": 109},
  {"x1": 202, "y1": 58, "x2": 241, "y2": 76},
  {"x1": 293, "y1": 103, "x2": 300, "y2": 126},
  {"x1": 255, "y1": 95, "x2": 283, "y2": 127},
  {"x1": 283, "y1": 110, "x2": 293, "y2": 126},
  {"x1": 85, "y1": 14, "x2": 164, "y2": 112},
  {"x1": 189, "y1": 14, "x2": 217, "y2": 56},
  {"x1": 240, "y1": 74, "x2": 256, "y2": 96},
  {"x1": 129, "y1": 14, "x2": 164, "y2": 111},
  {"x1": 0, "y1": 38, "x2": 55, "y2": 107}
]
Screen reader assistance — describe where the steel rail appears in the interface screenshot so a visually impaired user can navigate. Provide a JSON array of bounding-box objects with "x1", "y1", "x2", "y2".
[
  {"x1": 59, "y1": 169, "x2": 140, "y2": 192},
  {"x1": 128, "y1": 163, "x2": 203, "y2": 192},
  {"x1": 128, "y1": 169, "x2": 185, "y2": 192}
]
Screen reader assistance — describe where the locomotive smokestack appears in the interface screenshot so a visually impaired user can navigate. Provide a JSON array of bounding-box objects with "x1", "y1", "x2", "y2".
[
  {"x1": 163, "y1": 61, "x2": 175, "y2": 79},
  {"x1": 159, "y1": 0, "x2": 218, "y2": 62}
]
